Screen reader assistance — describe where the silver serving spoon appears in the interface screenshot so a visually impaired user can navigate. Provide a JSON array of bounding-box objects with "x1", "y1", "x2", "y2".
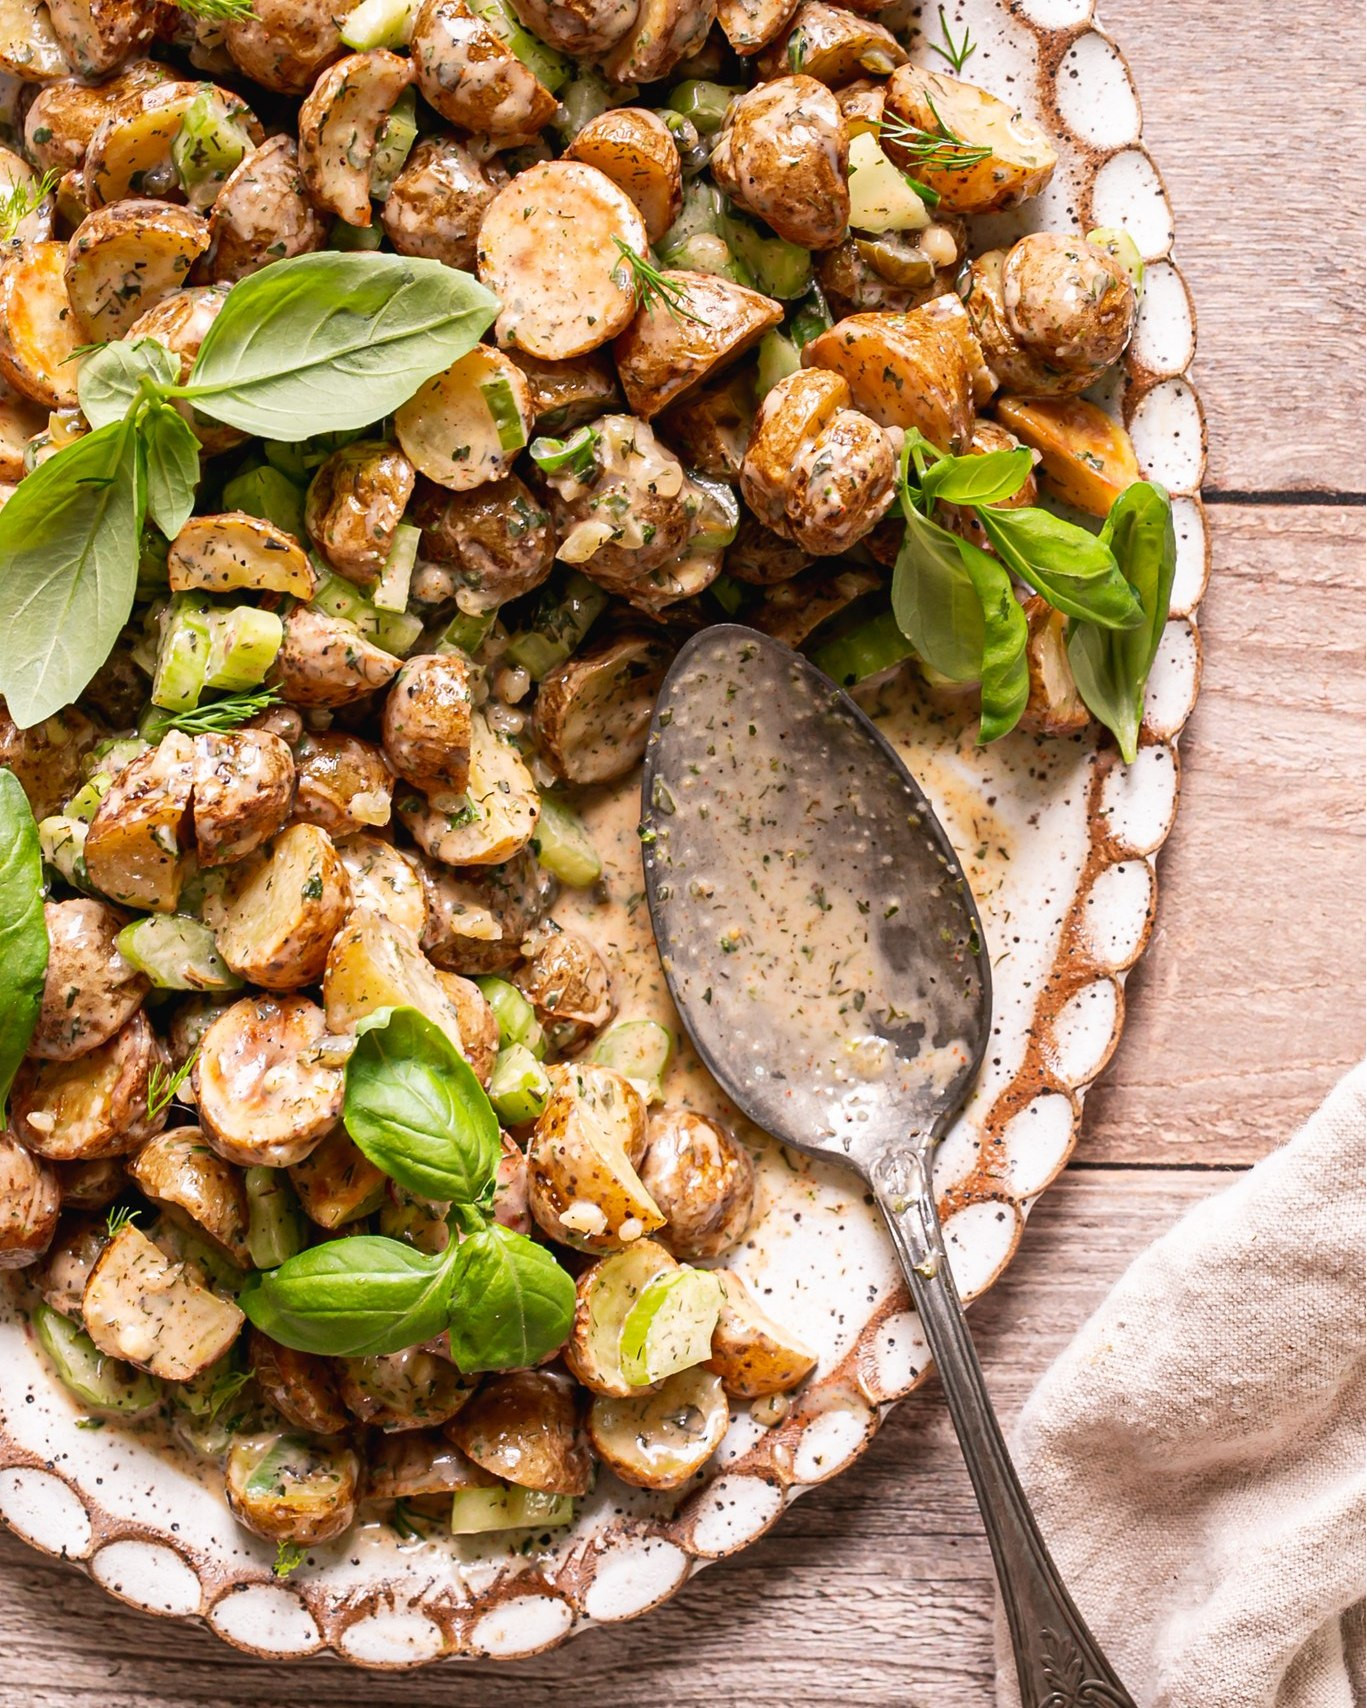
[{"x1": 640, "y1": 624, "x2": 1135, "y2": 1708}]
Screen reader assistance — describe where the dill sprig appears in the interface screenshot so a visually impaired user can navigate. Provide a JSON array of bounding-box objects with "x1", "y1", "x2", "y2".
[
  {"x1": 611, "y1": 240, "x2": 705, "y2": 325},
  {"x1": 929, "y1": 5, "x2": 976, "y2": 75},
  {"x1": 0, "y1": 169, "x2": 58, "y2": 243},
  {"x1": 143, "y1": 688, "x2": 280, "y2": 737},
  {"x1": 879, "y1": 98, "x2": 992, "y2": 173},
  {"x1": 273, "y1": 1541, "x2": 308, "y2": 1578},
  {"x1": 166, "y1": 0, "x2": 255, "y2": 22},
  {"x1": 147, "y1": 1046, "x2": 199, "y2": 1122},
  {"x1": 106, "y1": 1204, "x2": 140, "y2": 1238}
]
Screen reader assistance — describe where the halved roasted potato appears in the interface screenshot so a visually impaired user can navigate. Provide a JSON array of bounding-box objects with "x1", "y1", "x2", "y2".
[
  {"x1": 506, "y1": 347, "x2": 620, "y2": 433},
  {"x1": 84, "y1": 732, "x2": 196, "y2": 913},
  {"x1": 738, "y1": 364, "x2": 846, "y2": 531},
  {"x1": 501, "y1": 0, "x2": 635, "y2": 56},
  {"x1": 398, "y1": 710, "x2": 540, "y2": 867},
  {"x1": 381, "y1": 652, "x2": 474, "y2": 795},
  {"x1": 33, "y1": 898, "x2": 148, "y2": 1061},
  {"x1": 0, "y1": 1131, "x2": 60, "y2": 1269},
  {"x1": 565, "y1": 107, "x2": 681, "y2": 243},
  {"x1": 323, "y1": 910, "x2": 469, "y2": 1054},
  {"x1": 55, "y1": 1155, "x2": 126, "y2": 1209},
  {"x1": 298, "y1": 48, "x2": 414, "y2": 227},
  {"x1": 412, "y1": 473, "x2": 555, "y2": 610},
  {"x1": 341, "y1": 1345, "x2": 477, "y2": 1430},
  {"x1": 411, "y1": 0, "x2": 556, "y2": 136},
  {"x1": 293, "y1": 733, "x2": 393, "y2": 840},
  {"x1": 934, "y1": 417, "x2": 1037, "y2": 552},
  {"x1": 493, "y1": 1131, "x2": 530, "y2": 1233},
  {"x1": 225, "y1": 1431, "x2": 360, "y2": 1544},
  {"x1": 214, "y1": 823, "x2": 350, "y2": 990},
  {"x1": 715, "y1": 0, "x2": 799, "y2": 52},
  {"x1": 514, "y1": 923, "x2": 614, "y2": 1050},
  {"x1": 1019, "y1": 594, "x2": 1090, "y2": 737},
  {"x1": 434, "y1": 972, "x2": 499, "y2": 1083},
  {"x1": 395, "y1": 344, "x2": 533, "y2": 492},
  {"x1": 0, "y1": 0, "x2": 69, "y2": 81},
  {"x1": 191, "y1": 727, "x2": 295, "y2": 869},
  {"x1": 614, "y1": 270, "x2": 782, "y2": 420},
  {"x1": 46, "y1": 0, "x2": 155, "y2": 80},
  {"x1": 756, "y1": 0, "x2": 904, "y2": 83},
  {"x1": 587, "y1": 1365, "x2": 728, "y2": 1488},
  {"x1": 84, "y1": 81, "x2": 262, "y2": 209},
  {"x1": 223, "y1": 0, "x2": 344, "y2": 95},
  {"x1": 289, "y1": 1125, "x2": 387, "y2": 1229},
  {"x1": 0, "y1": 702, "x2": 97, "y2": 823},
  {"x1": 128, "y1": 1125, "x2": 250, "y2": 1266},
  {"x1": 25, "y1": 60, "x2": 169, "y2": 174},
  {"x1": 993, "y1": 394, "x2": 1139, "y2": 516},
  {"x1": 366, "y1": 1430, "x2": 484, "y2": 1499},
  {"x1": 478, "y1": 160, "x2": 648, "y2": 360},
  {"x1": 380, "y1": 136, "x2": 503, "y2": 271},
  {"x1": 710, "y1": 76, "x2": 848, "y2": 250},
  {"x1": 0, "y1": 241, "x2": 82, "y2": 408},
  {"x1": 603, "y1": 0, "x2": 711, "y2": 82},
  {"x1": 640, "y1": 1107, "x2": 756, "y2": 1260},
  {"x1": 335, "y1": 835, "x2": 426, "y2": 937},
  {"x1": 36, "y1": 1212, "x2": 106, "y2": 1314},
  {"x1": 801, "y1": 304, "x2": 975, "y2": 449},
  {"x1": 0, "y1": 376, "x2": 48, "y2": 480},
  {"x1": 169, "y1": 512, "x2": 316, "y2": 599},
  {"x1": 526, "y1": 1061, "x2": 659, "y2": 1252},
  {"x1": 206, "y1": 134, "x2": 327, "y2": 282},
  {"x1": 126, "y1": 282, "x2": 243, "y2": 454},
  {"x1": 705, "y1": 1267, "x2": 817, "y2": 1396},
  {"x1": 270, "y1": 605, "x2": 402, "y2": 708},
  {"x1": 421, "y1": 847, "x2": 554, "y2": 974},
  {"x1": 564, "y1": 1237, "x2": 676, "y2": 1396},
  {"x1": 305, "y1": 440, "x2": 415, "y2": 585},
  {"x1": 83, "y1": 1220, "x2": 244, "y2": 1380},
  {"x1": 531, "y1": 628, "x2": 671, "y2": 786},
  {"x1": 447, "y1": 1371, "x2": 590, "y2": 1492},
  {"x1": 881, "y1": 65, "x2": 1056, "y2": 214},
  {"x1": 193, "y1": 994, "x2": 344, "y2": 1167},
  {"x1": 248, "y1": 1327, "x2": 349, "y2": 1435}
]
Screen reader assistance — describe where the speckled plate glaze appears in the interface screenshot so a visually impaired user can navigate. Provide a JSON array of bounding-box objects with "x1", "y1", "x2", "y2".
[{"x1": 0, "y1": 0, "x2": 1206, "y2": 1665}]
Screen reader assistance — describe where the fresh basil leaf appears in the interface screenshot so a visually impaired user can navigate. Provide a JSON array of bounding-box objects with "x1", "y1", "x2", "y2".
[
  {"x1": 179, "y1": 252, "x2": 498, "y2": 440},
  {"x1": 142, "y1": 402, "x2": 200, "y2": 539},
  {"x1": 918, "y1": 446, "x2": 1033, "y2": 507},
  {"x1": 444, "y1": 1224, "x2": 575, "y2": 1373},
  {"x1": 976, "y1": 505, "x2": 1143, "y2": 630},
  {"x1": 1067, "y1": 481, "x2": 1177, "y2": 763},
  {"x1": 890, "y1": 506, "x2": 984, "y2": 683},
  {"x1": 960, "y1": 547, "x2": 1030, "y2": 744},
  {"x1": 344, "y1": 1005, "x2": 501, "y2": 1204},
  {"x1": 0, "y1": 417, "x2": 143, "y2": 727},
  {"x1": 239, "y1": 1235, "x2": 455, "y2": 1357},
  {"x1": 78, "y1": 338, "x2": 178, "y2": 431},
  {"x1": 0, "y1": 770, "x2": 48, "y2": 1118}
]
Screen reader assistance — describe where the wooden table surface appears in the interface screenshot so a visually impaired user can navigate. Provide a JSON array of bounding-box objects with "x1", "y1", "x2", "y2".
[{"x1": 3, "y1": 2, "x2": 1363, "y2": 1702}]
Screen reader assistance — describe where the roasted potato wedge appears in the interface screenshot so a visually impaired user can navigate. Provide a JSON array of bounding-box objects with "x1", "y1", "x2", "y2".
[
  {"x1": 289, "y1": 1125, "x2": 387, "y2": 1228},
  {"x1": 398, "y1": 711, "x2": 540, "y2": 867},
  {"x1": 640, "y1": 1107, "x2": 756, "y2": 1260},
  {"x1": 0, "y1": 1131, "x2": 60, "y2": 1269},
  {"x1": 710, "y1": 76, "x2": 848, "y2": 250},
  {"x1": 0, "y1": 0, "x2": 69, "y2": 81},
  {"x1": 335, "y1": 835, "x2": 426, "y2": 937},
  {"x1": 215, "y1": 823, "x2": 351, "y2": 990},
  {"x1": 193, "y1": 994, "x2": 344, "y2": 1167},
  {"x1": 380, "y1": 136, "x2": 503, "y2": 271},
  {"x1": 412, "y1": 474, "x2": 555, "y2": 610},
  {"x1": 515, "y1": 923, "x2": 614, "y2": 1050},
  {"x1": 323, "y1": 911, "x2": 469, "y2": 1054},
  {"x1": 435, "y1": 971, "x2": 499, "y2": 1083},
  {"x1": 225, "y1": 1431, "x2": 360, "y2": 1544},
  {"x1": 83, "y1": 1220, "x2": 244, "y2": 1381},
  {"x1": 395, "y1": 343, "x2": 533, "y2": 492},
  {"x1": 85, "y1": 732, "x2": 195, "y2": 913},
  {"x1": 502, "y1": 0, "x2": 637, "y2": 57},
  {"x1": 224, "y1": 0, "x2": 344, "y2": 94},
  {"x1": 801, "y1": 304, "x2": 976, "y2": 449},
  {"x1": 526, "y1": 1061, "x2": 659, "y2": 1252},
  {"x1": 46, "y1": 0, "x2": 155, "y2": 80},
  {"x1": 299, "y1": 49, "x2": 414, "y2": 227},
  {"x1": 24, "y1": 60, "x2": 169, "y2": 175},
  {"x1": 882, "y1": 65, "x2": 1056, "y2": 214},
  {"x1": 381, "y1": 652, "x2": 473, "y2": 795},
  {"x1": 190, "y1": 727, "x2": 295, "y2": 868},
  {"x1": 447, "y1": 1371, "x2": 590, "y2": 1493},
  {"x1": 293, "y1": 732, "x2": 394, "y2": 839},
  {"x1": 421, "y1": 847, "x2": 554, "y2": 974},
  {"x1": 0, "y1": 146, "x2": 55, "y2": 246},
  {"x1": 305, "y1": 440, "x2": 415, "y2": 586},
  {"x1": 169, "y1": 512, "x2": 316, "y2": 599},
  {"x1": 614, "y1": 270, "x2": 782, "y2": 420},
  {"x1": 270, "y1": 605, "x2": 402, "y2": 708},
  {"x1": 128, "y1": 1125, "x2": 250, "y2": 1266},
  {"x1": 602, "y1": 0, "x2": 712, "y2": 82},
  {"x1": 738, "y1": 364, "x2": 846, "y2": 531},
  {"x1": 757, "y1": 1, "x2": 904, "y2": 83},
  {"x1": 248, "y1": 1327, "x2": 349, "y2": 1435},
  {"x1": 84, "y1": 80, "x2": 261, "y2": 209},
  {"x1": 33, "y1": 898, "x2": 149, "y2": 1061},
  {"x1": 0, "y1": 241, "x2": 82, "y2": 408},
  {"x1": 564, "y1": 1237, "x2": 676, "y2": 1396},
  {"x1": 715, "y1": 0, "x2": 799, "y2": 52},
  {"x1": 532, "y1": 629, "x2": 671, "y2": 786},
  {"x1": 588, "y1": 1365, "x2": 728, "y2": 1488},
  {"x1": 705, "y1": 1267, "x2": 816, "y2": 1396},
  {"x1": 341, "y1": 1345, "x2": 476, "y2": 1430},
  {"x1": 206, "y1": 134, "x2": 327, "y2": 282},
  {"x1": 65, "y1": 197, "x2": 208, "y2": 341},
  {"x1": 565, "y1": 107, "x2": 681, "y2": 243},
  {"x1": 478, "y1": 160, "x2": 647, "y2": 360},
  {"x1": 411, "y1": 0, "x2": 556, "y2": 137},
  {"x1": 506, "y1": 348, "x2": 620, "y2": 433},
  {"x1": 993, "y1": 394, "x2": 1138, "y2": 517}
]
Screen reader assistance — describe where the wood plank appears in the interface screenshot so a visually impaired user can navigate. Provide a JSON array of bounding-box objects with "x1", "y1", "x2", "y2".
[
  {"x1": 0, "y1": 1170, "x2": 1229, "y2": 1708},
  {"x1": 1082, "y1": 503, "x2": 1365, "y2": 1164},
  {"x1": 1099, "y1": 0, "x2": 1366, "y2": 495}
]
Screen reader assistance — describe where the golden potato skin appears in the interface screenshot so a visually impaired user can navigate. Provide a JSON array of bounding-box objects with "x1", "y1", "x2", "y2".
[
  {"x1": 206, "y1": 135, "x2": 327, "y2": 283},
  {"x1": 381, "y1": 653, "x2": 474, "y2": 796},
  {"x1": 993, "y1": 394, "x2": 1138, "y2": 518},
  {"x1": 786, "y1": 406, "x2": 897, "y2": 555},
  {"x1": 526, "y1": 1061, "x2": 660, "y2": 1253},
  {"x1": 191, "y1": 727, "x2": 296, "y2": 869},
  {"x1": 505, "y1": 348, "x2": 620, "y2": 433},
  {"x1": 64, "y1": 199, "x2": 211, "y2": 342},
  {"x1": 1019, "y1": 594, "x2": 1090, "y2": 738},
  {"x1": 756, "y1": 1, "x2": 906, "y2": 85},
  {"x1": 32, "y1": 899, "x2": 148, "y2": 1062},
  {"x1": 705, "y1": 1268, "x2": 817, "y2": 1397},
  {"x1": 249, "y1": 1328, "x2": 350, "y2": 1436},
  {"x1": 532, "y1": 629, "x2": 672, "y2": 787},
  {"x1": 24, "y1": 61, "x2": 171, "y2": 175},
  {"x1": 224, "y1": 0, "x2": 345, "y2": 95},
  {"x1": 193, "y1": 994, "x2": 344, "y2": 1168},
  {"x1": 412, "y1": 474, "x2": 555, "y2": 612},
  {"x1": 84, "y1": 731, "x2": 195, "y2": 913},
  {"x1": 447, "y1": 1371, "x2": 590, "y2": 1494},
  {"x1": 801, "y1": 306, "x2": 976, "y2": 450},
  {"x1": 380, "y1": 137, "x2": 503, "y2": 271},
  {"x1": 739, "y1": 365, "x2": 846, "y2": 531},
  {"x1": 0, "y1": 241, "x2": 84, "y2": 409},
  {"x1": 0, "y1": 1131, "x2": 60, "y2": 1269},
  {"x1": 293, "y1": 732, "x2": 394, "y2": 839},
  {"x1": 12, "y1": 1009, "x2": 165, "y2": 1162},
  {"x1": 881, "y1": 64, "x2": 1057, "y2": 214},
  {"x1": 565, "y1": 107, "x2": 681, "y2": 244},
  {"x1": 710, "y1": 76, "x2": 848, "y2": 250},
  {"x1": 434, "y1": 972, "x2": 498, "y2": 1084},
  {"x1": 999, "y1": 233, "x2": 1137, "y2": 383},
  {"x1": 270, "y1": 605, "x2": 402, "y2": 708},
  {"x1": 613, "y1": 270, "x2": 783, "y2": 420},
  {"x1": 515, "y1": 924, "x2": 615, "y2": 1049},
  {"x1": 410, "y1": 0, "x2": 557, "y2": 136},
  {"x1": 640, "y1": 1108, "x2": 756, "y2": 1260},
  {"x1": 225, "y1": 1431, "x2": 360, "y2": 1544},
  {"x1": 128, "y1": 1126, "x2": 250, "y2": 1266},
  {"x1": 215, "y1": 823, "x2": 351, "y2": 991},
  {"x1": 421, "y1": 848, "x2": 554, "y2": 975},
  {"x1": 305, "y1": 440, "x2": 416, "y2": 587}
]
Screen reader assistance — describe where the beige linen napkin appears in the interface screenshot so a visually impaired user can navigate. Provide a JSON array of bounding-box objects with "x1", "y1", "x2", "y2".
[{"x1": 995, "y1": 1066, "x2": 1366, "y2": 1708}]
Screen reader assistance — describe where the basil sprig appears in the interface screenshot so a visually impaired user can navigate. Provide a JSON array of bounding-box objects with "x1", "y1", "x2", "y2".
[
  {"x1": 0, "y1": 769, "x2": 48, "y2": 1118},
  {"x1": 0, "y1": 252, "x2": 498, "y2": 727},
  {"x1": 241, "y1": 1006, "x2": 573, "y2": 1370}
]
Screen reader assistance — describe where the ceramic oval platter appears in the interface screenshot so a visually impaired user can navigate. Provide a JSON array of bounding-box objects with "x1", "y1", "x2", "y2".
[{"x1": 0, "y1": 0, "x2": 1206, "y2": 1667}]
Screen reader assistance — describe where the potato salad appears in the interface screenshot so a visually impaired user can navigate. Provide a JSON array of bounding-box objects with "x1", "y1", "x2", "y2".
[{"x1": 0, "y1": 0, "x2": 1175, "y2": 1565}]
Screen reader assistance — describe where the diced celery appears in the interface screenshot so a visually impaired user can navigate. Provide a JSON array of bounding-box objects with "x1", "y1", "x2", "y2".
[
  {"x1": 330, "y1": 217, "x2": 384, "y2": 250},
  {"x1": 660, "y1": 229, "x2": 753, "y2": 286},
  {"x1": 32, "y1": 1301, "x2": 161, "y2": 1416},
  {"x1": 618, "y1": 1265, "x2": 722, "y2": 1386},
  {"x1": 205, "y1": 605, "x2": 284, "y2": 692},
  {"x1": 474, "y1": 977, "x2": 545, "y2": 1058},
  {"x1": 340, "y1": 0, "x2": 414, "y2": 49},
  {"x1": 721, "y1": 212, "x2": 811, "y2": 300},
  {"x1": 528, "y1": 424, "x2": 598, "y2": 479},
  {"x1": 450, "y1": 1484, "x2": 574, "y2": 1535},
  {"x1": 369, "y1": 87, "x2": 418, "y2": 201},
  {"x1": 373, "y1": 522, "x2": 420, "y2": 613},
  {"x1": 151, "y1": 593, "x2": 212, "y2": 712},
  {"x1": 39, "y1": 815, "x2": 90, "y2": 891},
  {"x1": 756, "y1": 329, "x2": 800, "y2": 398},
  {"x1": 244, "y1": 1167, "x2": 309, "y2": 1270},
  {"x1": 116, "y1": 915, "x2": 243, "y2": 992},
  {"x1": 172, "y1": 89, "x2": 251, "y2": 211},
  {"x1": 311, "y1": 568, "x2": 373, "y2": 626},
  {"x1": 481, "y1": 373, "x2": 529, "y2": 454},
  {"x1": 710, "y1": 573, "x2": 746, "y2": 616},
  {"x1": 666, "y1": 80, "x2": 740, "y2": 137},
  {"x1": 63, "y1": 774, "x2": 112, "y2": 824},
  {"x1": 372, "y1": 608, "x2": 424, "y2": 656},
  {"x1": 503, "y1": 574, "x2": 606, "y2": 680},
  {"x1": 221, "y1": 464, "x2": 307, "y2": 539},
  {"x1": 487, "y1": 1043, "x2": 552, "y2": 1125},
  {"x1": 440, "y1": 609, "x2": 497, "y2": 656},
  {"x1": 531, "y1": 794, "x2": 602, "y2": 887},
  {"x1": 1086, "y1": 226, "x2": 1145, "y2": 296},
  {"x1": 467, "y1": 0, "x2": 571, "y2": 90},
  {"x1": 590, "y1": 1019, "x2": 673, "y2": 1094},
  {"x1": 553, "y1": 68, "x2": 636, "y2": 141},
  {"x1": 84, "y1": 737, "x2": 149, "y2": 779}
]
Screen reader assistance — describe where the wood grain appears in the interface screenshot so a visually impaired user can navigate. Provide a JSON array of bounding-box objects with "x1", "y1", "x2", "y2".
[{"x1": 0, "y1": 1171, "x2": 1229, "y2": 1708}]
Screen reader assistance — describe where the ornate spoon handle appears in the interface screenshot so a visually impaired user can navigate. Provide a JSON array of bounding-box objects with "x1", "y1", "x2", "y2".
[{"x1": 872, "y1": 1147, "x2": 1136, "y2": 1708}]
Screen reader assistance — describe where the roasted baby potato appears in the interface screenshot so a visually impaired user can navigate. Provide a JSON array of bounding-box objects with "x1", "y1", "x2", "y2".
[
  {"x1": 395, "y1": 343, "x2": 533, "y2": 492},
  {"x1": 410, "y1": 0, "x2": 556, "y2": 137},
  {"x1": 205, "y1": 135, "x2": 327, "y2": 283},
  {"x1": 83, "y1": 1220, "x2": 244, "y2": 1381},
  {"x1": 293, "y1": 733, "x2": 394, "y2": 839},
  {"x1": 32, "y1": 898, "x2": 149, "y2": 1061},
  {"x1": 366, "y1": 1430, "x2": 484, "y2": 1499},
  {"x1": 715, "y1": 0, "x2": 800, "y2": 52},
  {"x1": 0, "y1": 702, "x2": 97, "y2": 822},
  {"x1": 85, "y1": 732, "x2": 196, "y2": 913},
  {"x1": 128, "y1": 1126, "x2": 251, "y2": 1266},
  {"x1": 289, "y1": 1126, "x2": 387, "y2": 1228},
  {"x1": 746, "y1": 561, "x2": 878, "y2": 647},
  {"x1": 83, "y1": 80, "x2": 261, "y2": 209},
  {"x1": 506, "y1": 348, "x2": 620, "y2": 433},
  {"x1": 1019, "y1": 594, "x2": 1090, "y2": 737},
  {"x1": 248, "y1": 1327, "x2": 349, "y2": 1435},
  {"x1": 191, "y1": 726, "x2": 295, "y2": 868},
  {"x1": 126, "y1": 282, "x2": 243, "y2": 454},
  {"x1": 421, "y1": 847, "x2": 554, "y2": 974},
  {"x1": 223, "y1": 0, "x2": 344, "y2": 95},
  {"x1": 169, "y1": 512, "x2": 316, "y2": 599},
  {"x1": 215, "y1": 823, "x2": 351, "y2": 990},
  {"x1": 658, "y1": 367, "x2": 755, "y2": 478},
  {"x1": 380, "y1": 136, "x2": 503, "y2": 271},
  {"x1": 37, "y1": 1213, "x2": 106, "y2": 1314},
  {"x1": 493, "y1": 1132, "x2": 530, "y2": 1233},
  {"x1": 0, "y1": 1131, "x2": 60, "y2": 1269},
  {"x1": 0, "y1": 241, "x2": 82, "y2": 408},
  {"x1": 340, "y1": 1345, "x2": 476, "y2": 1430},
  {"x1": 756, "y1": 1, "x2": 905, "y2": 84},
  {"x1": 565, "y1": 107, "x2": 681, "y2": 243},
  {"x1": 724, "y1": 511, "x2": 810, "y2": 585},
  {"x1": 323, "y1": 910, "x2": 469, "y2": 1054},
  {"x1": 270, "y1": 605, "x2": 402, "y2": 708},
  {"x1": 801, "y1": 303, "x2": 977, "y2": 449},
  {"x1": 564, "y1": 1237, "x2": 675, "y2": 1396},
  {"x1": 710, "y1": 76, "x2": 848, "y2": 250},
  {"x1": 225, "y1": 1431, "x2": 360, "y2": 1544},
  {"x1": 193, "y1": 993, "x2": 345, "y2": 1167},
  {"x1": 435, "y1": 972, "x2": 499, "y2": 1083},
  {"x1": 587, "y1": 1365, "x2": 728, "y2": 1489},
  {"x1": 502, "y1": 0, "x2": 637, "y2": 57},
  {"x1": 881, "y1": 65, "x2": 1056, "y2": 213},
  {"x1": 993, "y1": 393, "x2": 1140, "y2": 517},
  {"x1": 381, "y1": 652, "x2": 473, "y2": 795},
  {"x1": 24, "y1": 60, "x2": 170, "y2": 175},
  {"x1": 448, "y1": 1371, "x2": 590, "y2": 1493},
  {"x1": 334, "y1": 835, "x2": 426, "y2": 937},
  {"x1": 412, "y1": 474, "x2": 555, "y2": 610},
  {"x1": 305, "y1": 440, "x2": 415, "y2": 586},
  {"x1": 398, "y1": 710, "x2": 540, "y2": 868},
  {"x1": 614, "y1": 270, "x2": 782, "y2": 420},
  {"x1": 532, "y1": 629, "x2": 671, "y2": 786},
  {"x1": 55, "y1": 1155, "x2": 127, "y2": 1209},
  {"x1": 640, "y1": 1107, "x2": 756, "y2": 1260},
  {"x1": 515, "y1": 923, "x2": 614, "y2": 1050},
  {"x1": 526, "y1": 1061, "x2": 659, "y2": 1252},
  {"x1": 478, "y1": 160, "x2": 648, "y2": 360},
  {"x1": 705, "y1": 1267, "x2": 817, "y2": 1396},
  {"x1": 738, "y1": 363, "x2": 844, "y2": 531},
  {"x1": 299, "y1": 49, "x2": 414, "y2": 227},
  {"x1": 65, "y1": 199, "x2": 209, "y2": 341}
]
